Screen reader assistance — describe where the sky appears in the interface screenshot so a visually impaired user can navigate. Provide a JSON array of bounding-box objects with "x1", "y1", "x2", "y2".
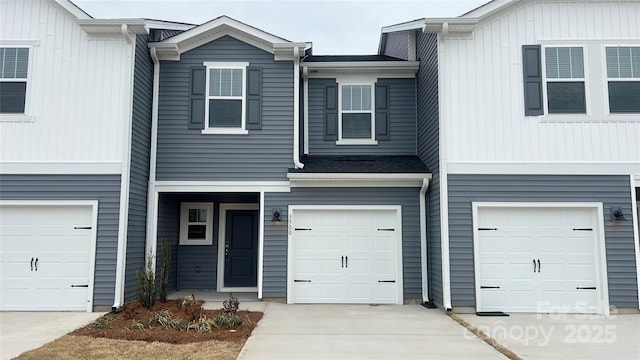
[{"x1": 73, "y1": 0, "x2": 488, "y2": 55}]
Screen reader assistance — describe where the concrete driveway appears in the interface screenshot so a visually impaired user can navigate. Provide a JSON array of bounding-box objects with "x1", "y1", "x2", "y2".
[
  {"x1": 458, "y1": 312, "x2": 640, "y2": 360},
  {"x1": 238, "y1": 303, "x2": 506, "y2": 360},
  {"x1": 0, "y1": 311, "x2": 103, "y2": 360}
]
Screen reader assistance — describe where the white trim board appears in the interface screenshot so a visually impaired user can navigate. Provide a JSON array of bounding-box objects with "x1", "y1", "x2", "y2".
[
  {"x1": 447, "y1": 162, "x2": 640, "y2": 175},
  {"x1": 286, "y1": 205, "x2": 404, "y2": 305},
  {"x1": 0, "y1": 162, "x2": 123, "y2": 174},
  {"x1": 0, "y1": 200, "x2": 99, "y2": 312},
  {"x1": 217, "y1": 203, "x2": 260, "y2": 293},
  {"x1": 154, "y1": 181, "x2": 291, "y2": 193},
  {"x1": 471, "y1": 202, "x2": 610, "y2": 315}
]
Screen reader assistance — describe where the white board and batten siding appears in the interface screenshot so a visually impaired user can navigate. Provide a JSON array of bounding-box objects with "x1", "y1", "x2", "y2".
[
  {"x1": 0, "y1": 0, "x2": 134, "y2": 172},
  {"x1": 441, "y1": 1, "x2": 640, "y2": 173}
]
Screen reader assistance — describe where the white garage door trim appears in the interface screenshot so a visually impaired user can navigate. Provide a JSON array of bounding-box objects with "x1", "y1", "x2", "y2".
[
  {"x1": 287, "y1": 205, "x2": 404, "y2": 304},
  {"x1": 0, "y1": 200, "x2": 98, "y2": 312},
  {"x1": 472, "y1": 202, "x2": 610, "y2": 315}
]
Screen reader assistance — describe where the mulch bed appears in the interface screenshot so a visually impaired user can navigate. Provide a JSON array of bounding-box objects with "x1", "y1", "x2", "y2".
[{"x1": 71, "y1": 300, "x2": 263, "y2": 345}]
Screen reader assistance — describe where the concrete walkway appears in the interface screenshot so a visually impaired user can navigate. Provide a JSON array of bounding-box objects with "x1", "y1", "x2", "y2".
[
  {"x1": 0, "y1": 311, "x2": 103, "y2": 360},
  {"x1": 238, "y1": 303, "x2": 506, "y2": 360},
  {"x1": 459, "y1": 313, "x2": 640, "y2": 360}
]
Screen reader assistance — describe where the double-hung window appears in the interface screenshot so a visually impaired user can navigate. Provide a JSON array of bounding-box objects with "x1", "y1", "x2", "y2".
[
  {"x1": 204, "y1": 62, "x2": 248, "y2": 134},
  {"x1": 180, "y1": 202, "x2": 214, "y2": 245},
  {"x1": 544, "y1": 47, "x2": 586, "y2": 114},
  {"x1": 0, "y1": 47, "x2": 30, "y2": 115},
  {"x1": 605, "y1": 46, "x2": 640, "y2": 113},
  {"x1": 339, "y1": 84, "x2": 375, "y2": 144}
]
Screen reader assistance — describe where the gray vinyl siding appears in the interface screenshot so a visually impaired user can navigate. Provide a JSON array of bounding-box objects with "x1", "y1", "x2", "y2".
[
  {"x1": 416, "y1": 32, "x2": 442, "y2": 304},
  {"x1": 0, "y1": 174, "x2": 121, "y2": 307},
  {"x1": 124, "y1": 34, "x2": 153, "y2": 301},
  {"x1": 263, "y1": 187, "x2": 422, "y2": 299},
  {"x1": 156, "y1": 35, "x2": 294, "y2": 181},
  {"x1": 382, "y1": 32, "x2": 409, "y2": 60},
  {"x1": 447, "y1": 174, "x2": 638, "y2": 309},
  {"x1": 156, "y1": 193, "x2": 258, "y2": 290},
  {"x1": 307, "y1": 78, "x2": 417, "y2": 156}
]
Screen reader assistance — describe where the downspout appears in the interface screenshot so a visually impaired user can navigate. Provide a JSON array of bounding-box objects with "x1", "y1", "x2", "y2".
[
  {"x1": 145, "y1": 46, "x2": 160, "y2": 273},
  {"x1": 419, "y1": 177, "x2": 431, "y2": 304},
  {"x1": 112, "y1": 29, "x2": 136, "y2": 311},
  {"x1": 293, "y1": 47, "x2": 304, "y2": 169}
]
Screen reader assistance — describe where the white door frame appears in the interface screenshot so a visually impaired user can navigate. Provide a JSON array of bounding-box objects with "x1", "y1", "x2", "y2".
[
  {"x1": 472, "y1": 202, "x2": 610, "y2": 315},
  {"x1": 217, "y1": 203, "x2": 259, "y2": 292},
  {"x1": 287, "y1": 205, "x2": 404, "y2": 304},
  {"x1": 0, "y1": 200, "x2": 99, "y2": 312}
]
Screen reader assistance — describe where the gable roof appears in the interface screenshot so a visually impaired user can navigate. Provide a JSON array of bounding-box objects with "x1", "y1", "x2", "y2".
[{"x1": 148, "y1": 15, "x2": 310, "y2": 61}]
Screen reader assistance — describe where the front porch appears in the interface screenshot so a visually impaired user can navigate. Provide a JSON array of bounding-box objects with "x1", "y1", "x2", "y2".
[{"x1": 155, "y1": 192, "x2": 262, "y2": 298}]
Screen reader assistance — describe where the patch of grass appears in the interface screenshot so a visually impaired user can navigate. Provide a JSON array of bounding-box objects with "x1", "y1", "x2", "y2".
[{"x1": 92, "y1": 315, "x2": 116, "y2": 330}]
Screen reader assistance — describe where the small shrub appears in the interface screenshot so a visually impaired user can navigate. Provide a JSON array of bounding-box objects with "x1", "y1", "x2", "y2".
[
  {"x1": 151, "y1": 310, "x2": 188, "y2": 331},
  {"x1": 222, "y1": 294, "x2": 240, "y2": 315},
  {"x1": 188, "y1": 316, "x2": 219, "y2": 333},
  {"x1": 178, "y1": 294, "x2": 204, "y2": 321},
  {"x1": 159, "y1": 240, "x2": 171, "y2": 303},
  {"x1": 93, "y1": 315, "x2": 116, "y2": 330},
  {"x1": 136, "y1": 255, "x2": 156, "y2": 309},
  {"x1": 129, "y1": 319, "x2": 152, "y2": 330},
  {"x1": 214, "y1": 313, "x2": 249, "y2": 329}
]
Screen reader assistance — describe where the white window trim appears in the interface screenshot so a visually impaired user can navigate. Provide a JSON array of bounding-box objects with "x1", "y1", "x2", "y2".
[
  {"x1": 602, "y1": 45, "x2": 640, "y2": 116},
  {"x1": 541, "y1": 45, "x2": 590, "y2": 118},
  {"x1": 0, "y1": 41, "x2": 37, "y2": 122},
  {"x1": 337, "y1": 81, "x2": 378, "y2": 145},
  {"x1": 202, "y1": 61, "x2": 249, "y2": 135},
  {"x1": 179, "y1": 202, "x2": 214, "y2": 245},
  {"x1": 535, "y1": 42, "x2": 640, "y2": 122}
]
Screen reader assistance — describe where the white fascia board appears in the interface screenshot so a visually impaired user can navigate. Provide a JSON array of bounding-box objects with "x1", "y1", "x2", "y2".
[
  {"x1": 381, "y1": 19, "x2": 426, "y2": 34},
  {"x1": 53, "y1": 0, "x2": 92, "y2": 19},
  {"x1": 143, "y1": 20, "x2": 195, "y2": 31},
  {"x1": 462, "y1": 0, "x2": 521, "y2": 18},
  {"x1": 0, "y1": 162, "x2": 122, "y2": 174},
  {"x1": 288, "y1": 173, "x2": 431, "y2": 187},
  {"x1": 154, "y1": 181, "x2": 291, "y2": 193},
  {"x1": 423, "y1": 18, "x2": 480, "y2": 34},
  {"x1": 304, "y1": 61, "x2": 419, "y2": 71}
]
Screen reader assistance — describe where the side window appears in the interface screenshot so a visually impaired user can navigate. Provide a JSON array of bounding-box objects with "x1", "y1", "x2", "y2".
[
  {"x1": 180, "y1": 202, "x2": 214, "y2": 245},
  {"x1": 544, "y1": 47, "x2": 586, "y2": 114},
  {"x1": 340, "y1": 84, "x2": 373, "y2": 141},
  {"x1": 605, "y1": 46, "x2": 640, "y2": 113},
  {"x1": 205, "y1": 63, "x2": 246, "y2": 133},
  {"x1": 0, "y1": 47, "x2": 29, "y2": 115}
]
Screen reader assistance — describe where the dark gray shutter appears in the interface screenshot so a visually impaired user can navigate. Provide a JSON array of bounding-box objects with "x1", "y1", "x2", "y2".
[
  {"x1": 246, "y1": 66, "x2": 262, "y2": 130},
  {"x1": 324, "y1": 82, "x2": 338, "y2": 140},
  {"x1": 522, "y1": 45, "x2": 544, "y2": 116},
  {"x1": 375, "y1": 83, "x2": 390, "y2": 140},
  {"x1": 188, "y1": 67, "x2": 206, "y2": 129}
]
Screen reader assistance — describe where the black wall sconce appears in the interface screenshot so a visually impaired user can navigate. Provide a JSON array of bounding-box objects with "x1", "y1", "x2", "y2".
[
  {"x1": 611, "y1": 208, "x2": 626, "y2": 222},
  {"x1": 272, "y1": 209, "x2": 282, "y2": 222}
]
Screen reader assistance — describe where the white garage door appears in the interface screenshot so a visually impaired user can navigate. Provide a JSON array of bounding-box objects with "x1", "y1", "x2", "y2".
[
  {"x1": 475, "y1": 206, "x2": 603, "y2": 313},
  {"x1": 0, "y1": 205, "x2": 95, "y2": 311},
  {"x1": 290, "y1": 208, "x2": 402, "y2": 304}
]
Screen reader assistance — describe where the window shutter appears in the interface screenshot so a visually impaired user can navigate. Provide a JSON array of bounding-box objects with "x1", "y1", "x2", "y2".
[
  {"x1": 188, "y1": 67, "x2": 206, "y2": 129},
  {"x1": 522, "y1": 45, "x2": 544, "y2": 116},
  {"x1": 375, "y1": 83, "x2": 390, "y2": 140},
  {"x1": 324, "y1": 82, "x2": 338, "y2": 140},
  {"x1": 246, "y1": 66, "x2": 262, "y2": 130}
]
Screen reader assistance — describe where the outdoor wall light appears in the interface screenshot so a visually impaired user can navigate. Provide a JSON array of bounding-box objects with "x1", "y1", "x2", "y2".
[
  {"x1": 272, "y1": 209, "x2": 282, "y2": 222},
  {"x1": 611, "y1": 208, "x2": 626, "y2": 222}
]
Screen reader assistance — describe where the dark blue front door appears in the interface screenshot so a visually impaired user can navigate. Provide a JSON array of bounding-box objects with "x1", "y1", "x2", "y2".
[{"x1": 224, "y1": 210, "x2": 258, "y2": 287}]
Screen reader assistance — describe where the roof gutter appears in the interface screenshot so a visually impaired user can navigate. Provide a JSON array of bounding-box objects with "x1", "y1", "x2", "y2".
[{"x1": 293, "y1": 47, "x2": 304, "y2": 169}]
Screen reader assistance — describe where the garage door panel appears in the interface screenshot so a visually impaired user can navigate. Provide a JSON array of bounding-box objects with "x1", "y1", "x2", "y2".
[
  {"x1": 291, "y1": 208, "x2": 400, "y2": 304},
  {"x1": 476, "y1": 206, "x2": 600, "y2": 314},
  {"x1": 1, "y1": 205, "x2": 93, "y2": 311}
]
